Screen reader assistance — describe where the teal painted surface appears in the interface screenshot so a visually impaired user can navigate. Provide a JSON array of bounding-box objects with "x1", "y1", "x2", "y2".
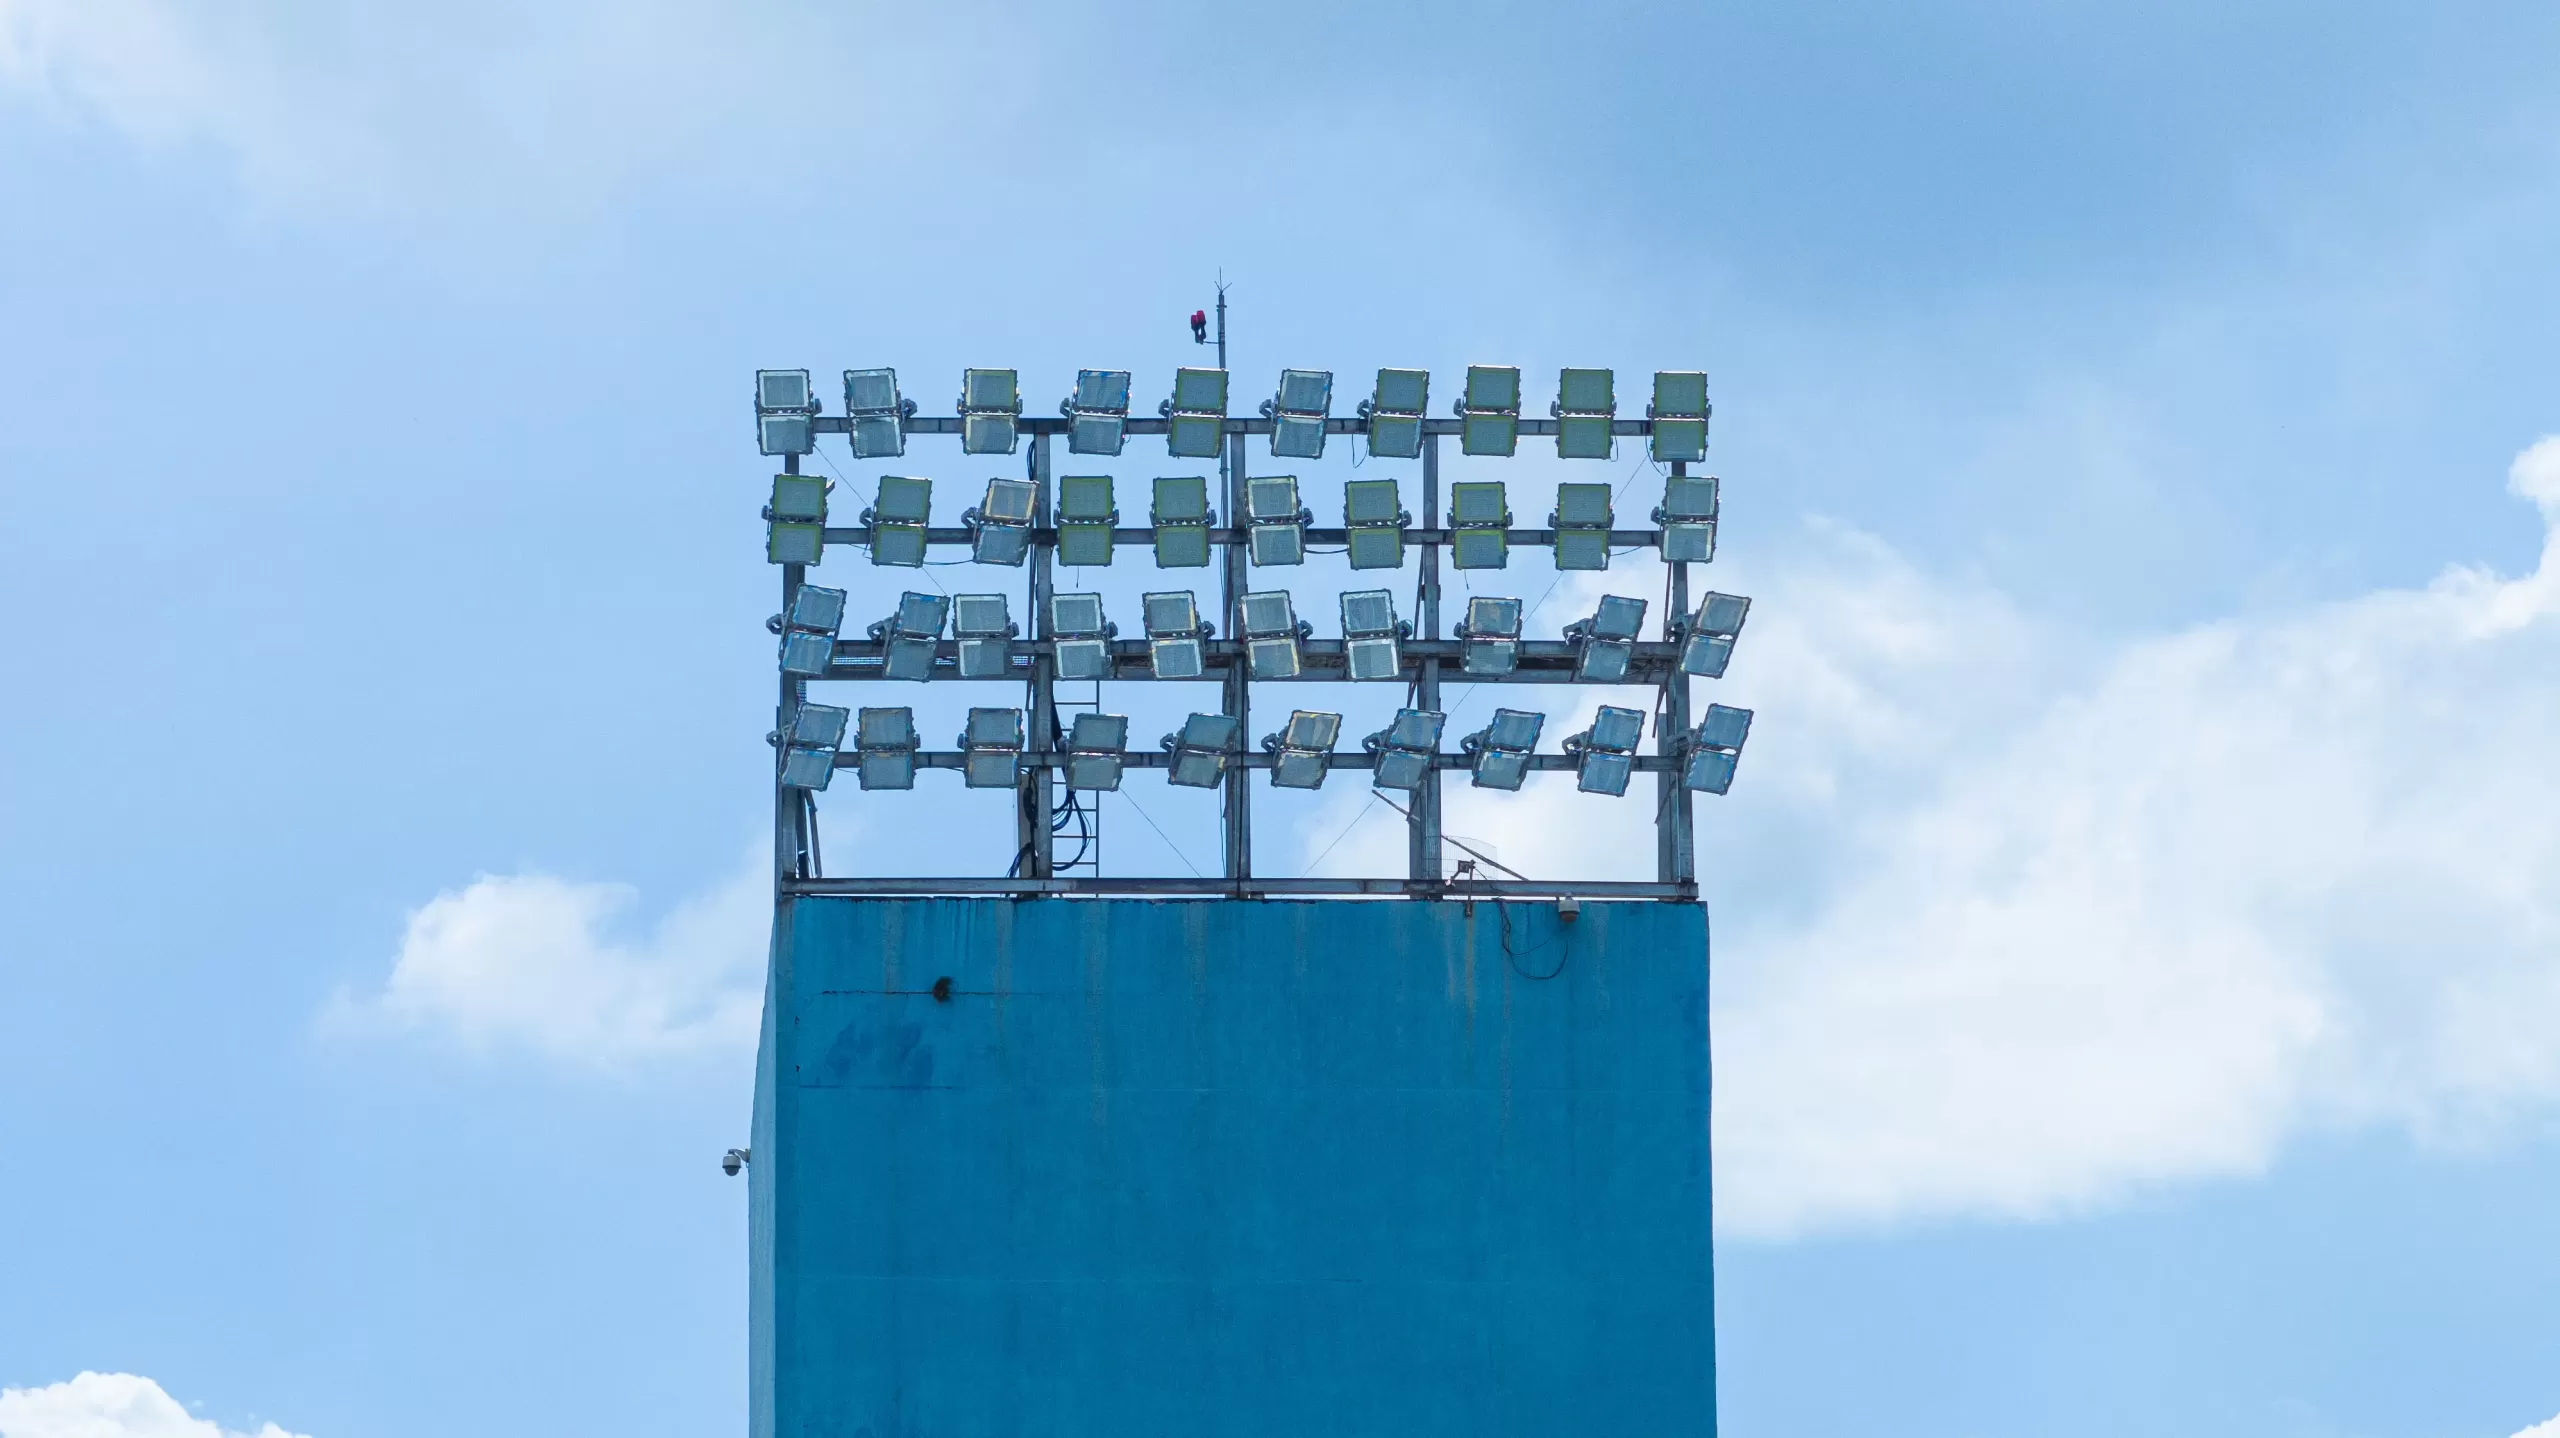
[{"x1": 750, "y1": 898, "x2": 1714, "y2": 1437}]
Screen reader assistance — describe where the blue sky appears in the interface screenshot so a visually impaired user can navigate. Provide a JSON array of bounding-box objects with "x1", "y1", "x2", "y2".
[{"x1": 4, "y1": 2, "x2": 2560, "y2": 1435}]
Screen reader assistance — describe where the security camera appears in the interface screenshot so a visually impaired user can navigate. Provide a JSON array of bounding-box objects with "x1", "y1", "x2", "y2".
[{"x1": 721, "y1": 1147, "x2": 751, "y2": 1177}]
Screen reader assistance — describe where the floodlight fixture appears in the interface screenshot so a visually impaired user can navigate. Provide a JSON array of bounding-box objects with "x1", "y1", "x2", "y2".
[
  {"x1": 1244, "y1": 475, "x2": 1310, "y2": 567},
  {"x1": 1565, "y1": 594, "x2": 1649, "y2": 683},
  {"x1": 1363, "y1": 708, "x2": 1447, "y2": 793},
  {"x1": 1163, "y1": 367, "x2": 1229, "y2": 458},
  {"x1": 777, "y1": 583, "x2": 848, "y2": 677},
  {"x1": 1682, "y1": 702, "x2": 1754, "y2": 794},
  {"x1": 1142, "y1": 590, "x2": 1212, "y2": 679},
  {"x1": 1049, "y1": 592, "x2": 1117, "y2": 681},
  {"x1": 1461, "y1": 707, "x2": 1545, "y2": 791},
  {"x1": 1680, "y1": 591, "x2": 1750, "y2": 679},
  {"x1": 757, "y1": 369, "x2": 814, "y2": 413},
  {"x1": 1055, "y1": 475, "x2": 1118, "y2": 568},
  {"x1": 1340, "y1": 588, "x2": 1407, "y2": 681},
  {"x1": 779, "y1": 701, "x2": 850, "y2": 791},
  {"x1": 958, "y1": 706, "x2": 1025, "y2": 788},
  {"x1": 768, "y1": 473, "x2": 827, "y2": 524},
  {"x1": 1064, "y1": 369, "x2": 1133, "y2": 456},
  {"x1": 951, "y1": 593, "x2": 1017, "y2": 679},
  {"x1": 1064, "y1": 712, "x2": 1130, "y2": 791},
  {"x1": 1265, "y1": 368, "x2": 1334, "y2": 459},
  {"x1": 1238, "y1": 590, "x2": 1311, "y2": 679},
  {"x1": 1262, "y1": 709, "x2": 1342, "y2": 789},
  {"x1": 1551, "y1": 481, "x2": 1615, "y2": 571},
  {"x1": 1342, "y1": 478, "x2": 1410, "y2": 571},
  {"x1": 1448, "y1": 480, "x2": 1511, "y2": 570},
  {"x1": 759, "y1": 411, "x2": 814, "y2": 457},
  {"x1": 1456, "y1": 595, "x2": 1524, "y2": 676},
  {"x1": 1360, "y1": 368, "x2": 1430, "y2": 459},
  {"x1": 865, "y1": 475, "x2": 932, "y2": 568},
  {"x1": 1564, "y1": 704, "x2": 1647, "y2": 796},
  {"x1": 1648, "y1": 371, "x2": 1712, "y2": 463},
  {"x1": 1553, "y1": 367, "x2": 1618, "y2": 460},
  {"x1": 957, "y1": 368, "x2": 1023, "y2": 455},
  {"x1": 843, "y1": 368, "x2": 911, "y2": 459},
  {"x1": 1151, "y1": 475, "x2": 1213, "y2": 568},
  {"x1": 1163, "y1": 712, "x2": 1241, "y2": 788},
  {"x1": 869, "y1": 591, "x2": 949, "y2": 682},
  {"x1": 767, "y1": 520, "x2": 824, "y2": 566},
  {"x1": 1458, "y1": 364, "x2": 1522, "y2": 457},
  {"x1": 756, "y1": 369, "x2": 817, "y2": 457},
  {"x1": 1654, "y1": 472, "x2": 1720, "y2": 564},
  {"x1": 965, "y1": 477, "x2": 1037, "y2": 566},
  {"x1": 853, "y1": 706, "x2": 919, "y2": 791}
]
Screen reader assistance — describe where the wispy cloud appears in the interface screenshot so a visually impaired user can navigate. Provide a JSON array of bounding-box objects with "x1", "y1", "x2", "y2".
[{"x1": 0, "y1": 1373, "x2": 305, "y2": 1438}]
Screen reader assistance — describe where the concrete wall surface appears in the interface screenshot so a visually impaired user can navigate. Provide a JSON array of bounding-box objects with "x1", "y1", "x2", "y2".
[{"x1": 750, "y1": 896, "x2": 1714, "y2": 1437}]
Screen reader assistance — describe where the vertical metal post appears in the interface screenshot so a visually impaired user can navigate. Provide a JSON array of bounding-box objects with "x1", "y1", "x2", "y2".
[
  {"x1": 1413, "y1": 433, "x2": 1443, "y2": 887},
  {"x1": 1215, "y1": 290, "x2": 1250, "y2": 884},
  {"x1": 1022, "y1": 431, "x2": 1057, "y2": 882},
  {"x1": 1658, "y1": 458, "x2": 1696, "y2": 890},
  {"x1": 775, "y1": 451, "x2": 806, "y2": 895}
]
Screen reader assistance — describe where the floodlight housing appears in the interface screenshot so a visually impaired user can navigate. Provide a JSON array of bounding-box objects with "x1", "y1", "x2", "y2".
[
  {"x1": 1464, "y1": 365, "x2": 1522, "y2": 412},
  {"x1": 767, "y1": 521, "x2": 824, "y2": 566},
  {"x1": 1553, "y1": 367, "x2": 1618, "y2": 460},
  {"x1": 1165, "y1": 368, "x2": 1228, "y2": 458},
  {"x1": 1151, "y1": 476, "x2": 1213, "y2": 568},
  {"x1": 1681, "y1": 591, "x2": 1750, "y2": 678},
  {"x1": 844, "y1": 368, "x2": 908, "y2": 459},
  {"x1": 1164, "y1": 712, "x2": 1240, "y2": 788},
  {"x1": 1456, "y1": 595, "x2": 1524, "y2": 676},
  {"x1": 1065, "y1": 369, "x2": 1134, "y2": 456},
  {"x1": 1049, "y1": 592, "x2": 1116, "y2": 681},
  {"x1": 1172, "y1": 368, "x2": 1228, "y2": 412},
  {"x1": 966, "y1": 477, "x2": 1037, "y2": 566},
  {"x1": 1552, "y1": 482, "x2": 1615, "y2": 571},
  {"x1": 1363, "y1": 368, "x2": 1430, "y2": 459},
  {"x1": 1267, "y1": 369, "x2": 1333, "y2": 459},
  {"x1": 780, "y1": 746, "x2": 837, "y2": 790},
  {"x1": 757, "y1": 369, "x2": 814, "y2": 413},
  {"x1": 1461, "y1": 411, "x2": 1517, "y2": 457},
  {"x1": 1684, "y1": 703, "x2": 1754, "y2": 794},
  {"x1": 873, "y1": 591, "x2": 950, "y2": 683},
  {"x1": 1238, "y1": 590, "x2": 1309, "y2": 679},
  {"x1": 1648, "y1": 370, "x2": 1712, "y2": 462},
  {"x1": 1563, "y1": 704, "x2": 1646, "y2": 796},
  {"x1": 958, "y1": 707, "x2": 1025, "y2": 788},
  {"x1": 1565, "y1": 594, "x2": 1648, "y2": 683},
  {"x1": 759, "y1": 412, "x2": 814, "y2": 456},
  {"x1": 1245, "y1": 475, "x2": 1309, "y2": 568},
  {"x1": 1050, "y1": 474, "x2": 1117, "y2": 568},
  {"x1": 1364, "y1": 708, "x2": 1446, "y2": 793},
  {"x1": 1263, "y1": 709, "x2": 1342, "y2": 789},
  {"x1": 1071, "y1": 411, "x2": 1127, "y2": 456},
  {"x1": 1340, "y1": 588, "x2": 1405, "y2": 682},
  {"x1": 1447, "y1": 480, "x2": 1511, "y2": 570},
  {"x1": 1065, "y1": 712, "x2": 1130, "y2": 791},
  {"x1": 780, "y1": 703, "x2": 846, "y2": 791},
  {"x1": 769, "y1": 473, "x2": 827, "y2": 524},
  {"x1": 1143, "y1": 590, "x2": 1210, "y2": 679},
  {"x1": 1655, "y1": 473, "x2": 1720, "y2": 563},
  {"x1": 778, "y1": 629, "x2": 833, "y2": 677},
  {"x1": 957, "y1": 368, "x2": 1022, "y2": 455},
  {"x1": 1166, "y1": 412, "x2": 1223, "y2": 458},
  {"x1": 952, "y1": 593, "x2": 1016, "y2": 679},
  {"x1": 854, "y1": 706, "x2": 919, "y2": 791},
  {"x1": 1456, "y1": 365, "x2": 1522, "y2": 458},
  {"x1": 1462, "y1": 707, "x2": 1545, "y2": 791},
  {"x1": 866, "y1": 475, "x2": 932, "y2": 568},
  {"x1": 778, "y1": 583, "x2": 848, "y2": 677},
  {"x1": 1340, "y1": 478, "x2": 1410, "y2": 571},
  {"x1": 1074, "y1": 369, "x2": 1132, "y2": 411}
]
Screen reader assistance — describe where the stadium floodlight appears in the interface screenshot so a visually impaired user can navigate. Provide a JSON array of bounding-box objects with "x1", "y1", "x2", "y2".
[
  {"x1": 1553, "y1": 367, "x2": 1617, "y2": 460},
  {"x1": 844, "y1": 368, "x2": 910, "y2": 459},
  {"x1": 1049, "y1": 592, "x2": 1116, "y2": 681},
  {"x1": 1056, "y1": 474, "x2": 1117, "y2": 568},
  {"x1": 1648, "y1": 370, "x2": 1711, "y2": 463},
  {"x1": 1151, "y1": 475, "x2": 1213, "y2": 568},
  {"x1": 853, "y1": 706, "x2": 919, "y2": 791},
  {"x1": 769, "y1": 472, "x2": 827, "y2": 524},
  {"x1": 869, "y1": 590, "x2": 950, "y2": 682},
  {"x1": 1361, "y1": 368, "x2": 1430, "y2": 459},
  {"x1": 1262, "y1": 709, "x2": 1342, "y2": 789},
  {"x1": 767, "y1": 520, "x2": 824, "y2": 566},
  {"x1": 780, "y1": 701, "x2": 849, "y2": 790},
  {"x1": 1266, "y1": 368, "x2": 1333, "y2": 460},
  {"x1": 1064, "y1": 712, "x2": 1130, "y2": 791},
  {"x1": 1238, "y1": 590, "x2": 1310, "y2": 679},
  {"x1": 1551, "y1": 481, "x2": 1614, "y2": 571},
  {"x1": 958, "y1": 706, "x2": 1025, "y2": 787},
  {"x1": 865, "y1": 475, "x2": 932, "y2": 567},
  {"x1": 1683, "y1": 703, "x2": 1754, "y2": 794},
  {"x1": 965, "y1": 477, "x2": 1037, "y2": 566},
  {"x1": 1343, "y1": 478, "x2": 1410, "y2": 571},
  {"x1": 958, "y1": 368, "x2": 1022, "y2": 455},
  {"x1": 1142, "y1": 590, "x2": 1212, "y2": 679},
  {"x1": 1164, "y1": 367, "x2": 1228, "y2": 458},
  {"x1": 1680, "y1": 591, "x2": 1750, "y2": 679},
  {"x1": 952, "y1": 593, "x2": 1016, "y2": 679},
  {"x1": 1456, "y1": 595, "x2": 1524, "y2": 676},
  {"x1": 1654, "y1": 472, "x2": 1719, "y2": 563},
  {"x1": 756, "y1": 368, "x2": 817, "y2": 456},
  {"x1": 1163, "y1": 711, "x2": 1241, "y2": 788},
  {"x1": 1340, "y1": 588, "x2": 1407, "y2": 681},
  {"x1": 1458, "y1": 364, "x2": 1522, "y2": 457},
  {"x1": 777, "y1": 582, "x2": 847, "y2": 677},
  {"x1": 1564, "y1": 704, "x2": 1647, "y2": 796},
  {"x1": 1449, "y1": 480, "x2": 1511, "y2": 570},
  {"x1": 1461, "y1": 707, "x2": 1545, "y2": 791},
  {"x1": 1363, "y1": 708, "x2": 1446, "y2": 792},
  {"x1": 1565, "y1": 594, "x2": 1649, "y2": 683},
  {"x1": 1065, "y1": 369, "x2": 1133, "y2": 456},
  {"x1": 1244, "y1": 474, "x2": 1310, "y2": 567}
]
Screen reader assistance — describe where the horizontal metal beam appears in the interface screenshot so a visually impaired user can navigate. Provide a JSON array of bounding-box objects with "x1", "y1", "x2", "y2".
[
  {"x1": 831, "y1": 750, "x2": 1676, "y2": 773},
  {"x1": 816, "y1": 638, "x2": 1683, "y2": 684},
  {"x1": 781, "y1": 875, "x2": 1699, "y2": 900},
  {"x1": 815, "y1": 527, "x2": 1667, "y2": 548},
  {"x1": 811, "y1": 415, "x2": 1671, "y2": 439}
]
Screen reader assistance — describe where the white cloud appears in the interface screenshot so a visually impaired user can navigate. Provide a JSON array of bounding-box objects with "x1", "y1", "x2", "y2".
[
  {"x1": 0, "y1": 1373, "x2": 305, "y2": 1438},
  {"x1": 328, "y1": 850, "x2": 767, "y2": 1066},
  {"x1": 2512, "y1": 1413, "x2": 2560, "y2": 1438},
  {"x1": 1312, "y1": 438, "x2": 2560, "y2": 1239}
]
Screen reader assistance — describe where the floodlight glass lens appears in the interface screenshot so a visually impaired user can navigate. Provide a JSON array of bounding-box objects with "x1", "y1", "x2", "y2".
[
  {"x1": 1153, "y1": 524, "x2": 1211, "y2": 568},
  {"x1": 1462, "y1": 638, "x2": 1517, "y2": 676},
  {"x1": 1346, "y1": 636, "x2": 1401, "y2": 681},
  {"x1": 1464, "y1": 365, "x2": 1522, "y2": 412},
  {"x1": 1345, "y1": 528, "x2": 1403, "y2": 570},
  {"x1": 1556, "y1": 414, "x2": 1613, "y2": 460},
  {"x1": 1058, "y1": 475, "x2": 1114, "y2": 520},
  {"x1": 1070, "y1": 412, "x2": 1126, "y2": 455},
  {"x1": 1166, "y1": 412, "x2": 1224, "y2": 457},
  {"x1": 1075, "y1": 369, "x2": 1132, "y2": 411},
  {"x1": 858, "y1": 752, "x2": 915, "y2": 790},
  {"x1": 1387, "y1": 709, "x2": 1445, "y2": 749},
  {"x1": 1271, "y1": 750, "x2": 1330, "y2": 789},
  {"x1": 844, "y1": 368, "x2": 900, "y2": 412},
  {"x1": 871, "y1": 525, "x2": 929, "y2": 567},
  {"x1": 1558, "y1": 367, "x2": 1614, "y2": 413},
  {"x1": 1553, "y1": 530, "x2": 1609, "y2": 571},
  {"x1": 1651, "y1": 418, "x2": 1709, "y2": 463},
  {"x1": 1150, "y1": 637, "x2": 1205, "y2": 679},
  {"x1": 758, "y1": 370, "x2": 812, "y2": 411},
  {"x1": 962, "y1": 368, "x2": 1017, "y2": 410},
  {"x1": 767, "y1": 522, "x2": 824, "y2": 566},
  {"x1": 896, "y1": 592, "x2": 950, "y2": 636},
  {"x1": 964, "y1": 707, "x2": 1022, "y2": 749},
  {"x1": 779, "y1": 630, "x2": 834, "y2": 676},
  {"x1": 961, "y1": 413, "x2": 1018, "y2": 455},
  {"x1": 789, "y1": 585, "x2": 848, "y2": 634},
  {"x1": 1487, "y1": 709, "x2": 1543, "y2": 752},
  {"x1": 1680, "y1": 632, "x2": 1735, "y2": 678},
  {"x1": 1467, "y1": 596, "x2": 1523, "y2": 636},
  {"x1": 874, "y1": 476, "x2": 931, "y2": 523},
  {"x1": 1577, "y1": 751, "x2": 1633, "y2": 797},
  {"x1": 782, "y1": 748, "x2": 837, "y2": 790},
  {"x1": 1152, "y1": 476, "x2": 1210, "y2": 522},
  {"x1": 1590, "y1": 706, "x2": 1646, "y2": 752},
  {"x1": 951, "y1": 594, "x2": 1009, "y2": 635},
  {"x1": 980, "y1": 480, "x2": 1037, "y2": 524},
  {"x1": 1246, "y1": 476, "x2": 1300, "y2": 521},
  {"x1": 1066, "y1": 754, "x2": 1124, "y2": 791},
  {"x1": 1473, "y1": 750, "x2": 1530, "y2": 791},
  {"x1": 1660, "y1": 520, "x2": 1717, "y2": 564},
  {"x1": 770, "y1": 474, "x2": 827, "y2": 523},
  {"x1": 1366, "y1": 414, "x2": 1423, "y2": 459},
  {"x1": 1248, "y1": 637, "x2": 1302, "y2": 678},
  {"x1": 957, "y1": 637, "x2": 1010, "y2": 679},
  {"x1": 1593, "y1": 595, "x2": 1647, "y2": 640},
  {"x1": 1069, "y1": 713, "x2": 1126, "y2": 751},
  {"x1": 1270, "y1": 413, "x2": 1327, "y2": 459},
  {"x1": 1372, "y1": 750, "x2": 1429, "y2": 791},
  {"x1": 1282, "y1": 710, "x2": 1342, "y2": 749},
  {"x1": 1461, "y1": 412, "x2": 1518, "y2": 457},
  {"x1": 1169, "y1": 751, "x2": 1225, "y2": 788},
  {"x1": 1684, "y1": 748, "x2": 1740, "y2": 794},
  {"x1": 1652, "y1": 370, "x2": 1710, "y2": 418},
  {"x1": 1451, "y1": 481, "x2": 1508, "y2": 525},
  {"x1": 1276, "y1": 369, "x2": 1331, "y2": 413},
  {"x1": 850, "y1": 414, "x2": 904, "y2": 459},
  {"x1": 1340, "y1": 590, "x2": 1396, "y2": 635},
  {"x1": 884, "y1": 635, "x2": 938, "y2": 681},
  {"x1": 1057, "y1": 525, "x2": 1115, "y2": 568},
  {"x1": 1055, "y1": 638, "x2": 1111, "y2": 680},
  {"x1": 963, "y1": 752, "x2": 1019, "y2": 788},
  {"x1": 1172, "y1": 367, "x2": 1228, "y2": 412},
  {"x1": 1373, "y1": 368, "x2": 1429, "y2": 414},
  {"x1": 1249, "y1": 524, "x2": 1305, "y2": 567},
  {"x1": 1143, "y1": 591, "x2": 1199, "y2": 635},
  {"x1": 1697, "y1": 703, "x2": 1754, "y2": 751},
  {"x1": 759, "y1": 413, "x2": 814, "y2": 456},
  {"x1": 1452, "y1": 529, "x2": 1508, "y2": 570},
  {"x1": 791, "y1": 703, "x2": 851, "y2": 749},
  {"x1": 1555, "y1": 483, "x2": 1613, "y2": 527},
  {"x1": 1179, "y1": 713, "x2": 1240, "y2": 750},
  {"x1": 1663, "y1": 474, "x2": 1720, "y2": 519},
  {"x1": 1239, "y1": 591, "x2": 1297, "y2": 637},
  {"x1": 1577, "y1": 639, "x2": 1634, "y2": 683},
  {"x1": 972, "y1": 525, "x2": 1030, "y2": 567},
  {"x1": 1049, "y1": 594, "x2": 1104, "y2": 636},
  {"x1": 1697, "y1": 592, "x2": 1751, "y2": 636},
  {"x1": 1344, "y1": 479, "x2": 1401, "y2": 525},
  {"x1": 857, "y1": 707, "x2": 916, "y2": 749}
]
